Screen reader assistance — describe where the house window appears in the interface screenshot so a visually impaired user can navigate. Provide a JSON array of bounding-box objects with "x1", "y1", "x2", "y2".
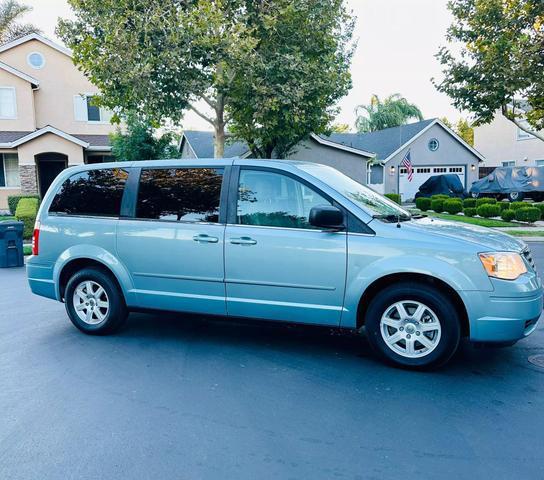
[
  {"x1": 74, "y1": 94, "x2": 113, "y2": 123},
  {"x1": 400, "y1": 167, "x2": 407, "y2": 174},
  {"x1": 433, "y1": 167, "x2": 447, "y2": 173},
  {"x1": 416, "y1": 168, "x2": 431, "y2": 173},
  {"x1": 517, "y1": 119, "x2": 536, "y2": 140},
  {"x1": 0, "y1": 87, "x2": 16, "y2": 119},
  {"x1": 27, "y1": 52, "x2": 45, "y2": 69},
  {"x1": 502, "y1": 161, "x2": 515, "y2": 167},
  {"x1": 449, "y1": 167, "x2": 463, "y2": 173},
  {"x1": 0, "y1": 153, "x2": 20, "y2": 188},
  {"x1": 428, "y1": 138, "x2": 440, "y2": 151}
]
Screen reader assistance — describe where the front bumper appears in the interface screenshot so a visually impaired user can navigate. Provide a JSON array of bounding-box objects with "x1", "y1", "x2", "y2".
[{"x1": 461, "y1": 273, "x2": 543, "y2": 343}]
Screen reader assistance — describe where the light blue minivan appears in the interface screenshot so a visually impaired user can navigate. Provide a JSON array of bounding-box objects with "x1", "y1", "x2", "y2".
[{"x1": 27, "y1": 159, "x2": 543, "y2": 369}]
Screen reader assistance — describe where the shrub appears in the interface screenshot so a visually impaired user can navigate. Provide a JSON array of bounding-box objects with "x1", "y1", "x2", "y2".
[
  {"x1": 501, "y1": 209, "x2": 516, "y2": 222},
  {"x1": 430, "y1": 198, "x2": 445, "y2": 213},
  {"x1": 443, "y1": 199, "x2": 463, "y2": 215},
  {"x1": 515, "y1": 207, "x2": 541, "y2": 223},
  {"x1": 7, "y1": 194, "x2": 40, "y2": 216},
  {"x1": 385, "y1": 193, "x2": 401, "y2": 205},
  {"x1": 463, "y1": 198, "x2": 477, "y2": 208},
  {"x1": 476, "y1": 204, "x2": 501, "y2": 218},
  {"x1": 464, "y1": 207, "x2": 477, "y2": 217},
  {"x1": 509, "y1": 201, "x2": 526, "y2": 211},
  {"x1": 15, "y1": 198, "x2": 39, "y2": 239},
  {"x1": 415, "y1": 197, "x2": 431, "y2": 211},
  {"x1": 431, "y1": 194, "x2": 450, "y2": 201},
  {"x1": 531, "y1": 203, "x2": 544, "y2": 219},
  {"x1": 476, "y1": 197, "x2": 497, "y2": 206},
  {"x1": 498, "y1": 201, "x2": 511, "y2": 211}
]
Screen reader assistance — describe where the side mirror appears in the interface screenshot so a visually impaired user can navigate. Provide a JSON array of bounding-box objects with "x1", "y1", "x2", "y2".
[{"x1": 309, "y1": 205, "x2": 345, "y2": 230}]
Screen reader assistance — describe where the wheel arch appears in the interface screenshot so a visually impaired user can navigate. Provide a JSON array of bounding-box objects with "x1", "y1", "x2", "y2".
[{"x1": 356, "y1": 272, "x2": 470, "y2": 337}]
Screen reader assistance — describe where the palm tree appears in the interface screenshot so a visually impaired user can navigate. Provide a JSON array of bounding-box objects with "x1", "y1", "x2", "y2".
[
  {"x1": 0, "y1": 0, "x2": 41, "y2": 45},
  {"x1": 355, "y1": 94, "x2": 424, "y2": 133}
]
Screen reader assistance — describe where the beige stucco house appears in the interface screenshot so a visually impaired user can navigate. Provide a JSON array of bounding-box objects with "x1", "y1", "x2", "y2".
[
  {"x1": 0, "y1": 33, "x2": 116, "y2": 209},
  {"x1": 474, "y1": 109, "x2": 544, "y2": 175}
]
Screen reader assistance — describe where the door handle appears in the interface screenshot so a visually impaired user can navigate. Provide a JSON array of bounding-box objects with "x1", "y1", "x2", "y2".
[
  {"x1": 193, "y1": 234, "x2": 219, "y2": 243},
  {"x1": 229, "y1": 236, "x2": 257, "y2": 246}
]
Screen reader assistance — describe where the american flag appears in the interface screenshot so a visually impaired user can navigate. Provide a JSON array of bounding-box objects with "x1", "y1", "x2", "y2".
[{"x1": 402, "y1": 150, "x2": 413, "y2": 182}]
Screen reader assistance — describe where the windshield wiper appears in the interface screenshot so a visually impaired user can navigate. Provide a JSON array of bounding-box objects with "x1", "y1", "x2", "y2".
[{"x1": 372, "y1": 213, "x2": 411, "y2": 223}]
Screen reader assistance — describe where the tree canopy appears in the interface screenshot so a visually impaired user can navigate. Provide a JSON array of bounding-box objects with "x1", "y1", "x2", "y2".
[
  {"x1": 0, "y1": 0, "x2": 41, "y2": 43},
  {"x1": 434, "y1": 0, "x2": 544, "y2": 141},
  {"x1": 58, "y1": 0, "x2": 355, "y2": 158},
  {"x1": 355, "y1": 94, "x2": 424, "y2": 133},
  {"x1": 110, "y1": 114, "x2": 179, "y2": 162}
]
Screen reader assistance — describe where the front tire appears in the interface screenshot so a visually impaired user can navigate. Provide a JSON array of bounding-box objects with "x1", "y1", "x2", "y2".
[
  {"x1": 364, "y1": 282, "x2": 461, "y2": 369},
  {"x1": 65, "y1": 267, "x2": 128, "y2": 335}
]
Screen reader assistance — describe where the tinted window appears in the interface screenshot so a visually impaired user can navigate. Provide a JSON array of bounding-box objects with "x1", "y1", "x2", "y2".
[
  {"x1": 237, "y1": 169, "x2": 331, "y2": 229},
  {"x1": 49, "y1": 168, "x2": 128, "y2": 217},
  {"x1": 137, "y1": 168, "x2": 223, "y2": 223}
]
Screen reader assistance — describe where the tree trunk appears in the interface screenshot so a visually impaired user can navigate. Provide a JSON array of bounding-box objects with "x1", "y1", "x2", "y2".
[{"x1": 214, "y1": 93, "x2": 226, "y2": 158}]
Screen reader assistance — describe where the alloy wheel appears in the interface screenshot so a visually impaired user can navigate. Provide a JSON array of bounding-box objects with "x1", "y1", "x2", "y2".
[{"x1": 73, "y1": 280, "x2": 110, "y2": 325}]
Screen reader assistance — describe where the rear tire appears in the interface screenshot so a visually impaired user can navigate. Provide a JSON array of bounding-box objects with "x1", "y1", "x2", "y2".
[
  {"x1": 507, "y1": 191, "x2": 524, "y2": 202},
  {"x1": 364, "y1": 282, "x2": 461, "y2": 370},
  {"x1": 65, "y1": 267, "x2": 128, "y2": 335}
]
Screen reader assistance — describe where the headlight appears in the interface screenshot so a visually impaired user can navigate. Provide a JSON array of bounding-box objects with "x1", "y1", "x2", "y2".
[{"x1": 479, "y1": 252, "x2": 527, "y2": 280}]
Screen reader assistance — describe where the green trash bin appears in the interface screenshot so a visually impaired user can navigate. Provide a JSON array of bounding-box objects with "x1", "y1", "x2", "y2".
[{"x1": 0, "y1": 221, "x2": 24, "y2": 268}]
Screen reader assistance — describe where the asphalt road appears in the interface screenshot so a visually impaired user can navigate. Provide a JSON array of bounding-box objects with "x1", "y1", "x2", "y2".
[{"x1": 1, "y1": 246, "x2": 544, "y2": 480}]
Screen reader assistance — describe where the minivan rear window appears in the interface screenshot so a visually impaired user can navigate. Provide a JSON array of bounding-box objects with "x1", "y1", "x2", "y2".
[
  {"x1": 136, "y1": 168, "x2": 223, "y2": 223},
  {"x1": 49, "y1": 168, "x2": 128, "y2": 217}
]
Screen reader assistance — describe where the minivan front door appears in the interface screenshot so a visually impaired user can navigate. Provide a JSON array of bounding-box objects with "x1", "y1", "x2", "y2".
[
  {"x1": 224, "y1": 168, "x2": 347, "y2": 326},
  {"x1": 117, "y1": 167, "x2": 227, "y2": 315}
]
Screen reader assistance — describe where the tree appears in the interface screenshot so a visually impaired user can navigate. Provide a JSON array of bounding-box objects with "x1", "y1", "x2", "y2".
[
  {"x1": 455, "y1": 118, "x2": 474, "y2": 146},
  {"x1": 58, "y1": 0, "x2": 354, "y2": 159},
  {"x1": 110, "y1": 114, "x2": 179, "y2": 162},
  {"x1": 434, "y1": 0, "x2": 544, "y2": 141},
  {"x1": 226, "y1": 0, "x2": 354, "y2": 158},
  {"x1": 355, "y1": 94, "x2": 424, "y2": 133},
  {"x1": 331, "y1": 123, "x2": 351, "y2": 133},
  {"x1": 0, "y1": 0, "x2": 41, "y2": 43}
]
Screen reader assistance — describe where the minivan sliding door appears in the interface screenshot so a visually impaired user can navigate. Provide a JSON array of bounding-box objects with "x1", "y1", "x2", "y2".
[{"x1": 116, "y1": 167, "x2": 227, "y2": 315}]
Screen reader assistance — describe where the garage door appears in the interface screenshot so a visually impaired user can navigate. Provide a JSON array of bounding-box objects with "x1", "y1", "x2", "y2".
[{"x1": 399, "y1": 166, "x2": 465, "y2": 201}]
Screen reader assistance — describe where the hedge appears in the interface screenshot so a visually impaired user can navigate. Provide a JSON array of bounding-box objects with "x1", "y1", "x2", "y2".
[
  {"x1": 515, "y1": 207, "x2": 541, "y2": 223},
  {"x1": 15, "y1": 197, "x2": 39, "y2": 239},
  {"x1": 415, "y1": 197, "x2": 431, "y2": 211},
  {"x1": 431, "y1": 194, "x2": 450, "y2": 201},
  {"x1": 476, "y1": 197, "x2": 497, "y2": 206},
  {"x1": 531, "y1": 203, "x2": 544, "y2": 219},
  {"x1": 443, "y1": 199, "x2": 463, "y2": 215},
  {"x1": 384, "y1": 193, "x2": 401, "y2": 205},
  {"x1": 7, "y1": 194, "x2": 40, "y2": 216},
  {"x1": 498, "y1": 201, "x2": 511, "y2": 211},
  {"x1": 476, "y1": 204, "x2": 501, "y2": 218},
  {"x1": 509, "y1": 201, "x2": 527, "y2": 211},
  {"x1": 463, "y1": 198, "x2": 477, "y2": 208},
  {"x1": 464, "y1": 207, "x2": 477, "y2": 217},
  {"x1": 430, "y1": 198, "x2": 445, "y2": 213},
  {"x1": 501, "y1": 209, "x2": 516, "y2": 222}
]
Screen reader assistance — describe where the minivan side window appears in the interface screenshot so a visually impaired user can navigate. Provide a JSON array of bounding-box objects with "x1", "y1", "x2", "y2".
[
  {"x1": 237, "y1": 169, "x2": 331, "y2": 229},
  {"x1": 136, "y1": 168, "x2": 223, "y2": 223},
  {"x1": 49, "y1": 168, "x2": 128, "y2": 217}
]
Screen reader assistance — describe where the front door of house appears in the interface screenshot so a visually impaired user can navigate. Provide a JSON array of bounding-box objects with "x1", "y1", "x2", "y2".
[{"x1": 37, "y1": 154, "x2": 68, "y2": 197}]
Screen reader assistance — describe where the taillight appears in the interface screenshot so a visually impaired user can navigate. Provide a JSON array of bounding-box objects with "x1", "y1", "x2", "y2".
[{"x1": 32, "y1": 220, "x2": 40, "y2": 256}]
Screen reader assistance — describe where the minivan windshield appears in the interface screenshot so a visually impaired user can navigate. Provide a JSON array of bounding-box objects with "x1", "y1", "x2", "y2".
[{"x1": 298, "y1": 163, "x2": 411, "y2": 221}]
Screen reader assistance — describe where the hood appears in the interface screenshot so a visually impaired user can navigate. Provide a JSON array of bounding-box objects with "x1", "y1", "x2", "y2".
[{"x1": 404, "y1": 217, "x2": 526, "y2": 252}]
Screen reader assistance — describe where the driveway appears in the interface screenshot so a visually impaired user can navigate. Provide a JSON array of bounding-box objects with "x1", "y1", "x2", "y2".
[{"x1": 1, "y1": 246, "x2": 544, "y2": 480}]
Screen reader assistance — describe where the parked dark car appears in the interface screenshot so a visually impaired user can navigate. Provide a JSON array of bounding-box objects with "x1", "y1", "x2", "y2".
[
  {"x1": 414, "y1": 174, "x2": 467, "y2": 199},
  {"x1": 470, "y1": 166, "x2": 544, "y2": 202}
]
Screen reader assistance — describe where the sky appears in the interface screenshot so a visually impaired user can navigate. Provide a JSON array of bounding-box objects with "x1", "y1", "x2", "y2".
[{"x1": 22, "y1": 0, "x2": 461, "y2": 131}]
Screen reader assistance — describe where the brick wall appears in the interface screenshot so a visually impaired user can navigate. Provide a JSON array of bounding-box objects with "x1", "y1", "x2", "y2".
[{"x1": 19, "y1": 165, "x2": 38, "y2": 194}]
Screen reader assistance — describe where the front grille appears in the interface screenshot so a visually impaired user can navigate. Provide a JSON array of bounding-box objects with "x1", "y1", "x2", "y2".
[{"x1": 522, "y1": 246, "x2": 535, "y2": 270}]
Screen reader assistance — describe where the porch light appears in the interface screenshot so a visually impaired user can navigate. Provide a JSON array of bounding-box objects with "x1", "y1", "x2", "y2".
[
  {"x1": 471, "y1": 164, "x2": 476, "y2": 171},
  {"x1": 390, "y1": 165, "x2": 396, "y2": 174}
]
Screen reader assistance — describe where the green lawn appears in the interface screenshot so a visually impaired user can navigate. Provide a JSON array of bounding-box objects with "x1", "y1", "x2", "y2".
[
  {"x1": 23, "y1": 245, "x2": 32, "y2": 256},
  {"x1": 502, "y1": 230, "x2": 544, "y2": 237},
  {"x1": 413, "y1": 210, "x2": 517, "y2": 227},
  {"x1": 0, "y1": 216, "x2": 15, "y2": 222}
]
